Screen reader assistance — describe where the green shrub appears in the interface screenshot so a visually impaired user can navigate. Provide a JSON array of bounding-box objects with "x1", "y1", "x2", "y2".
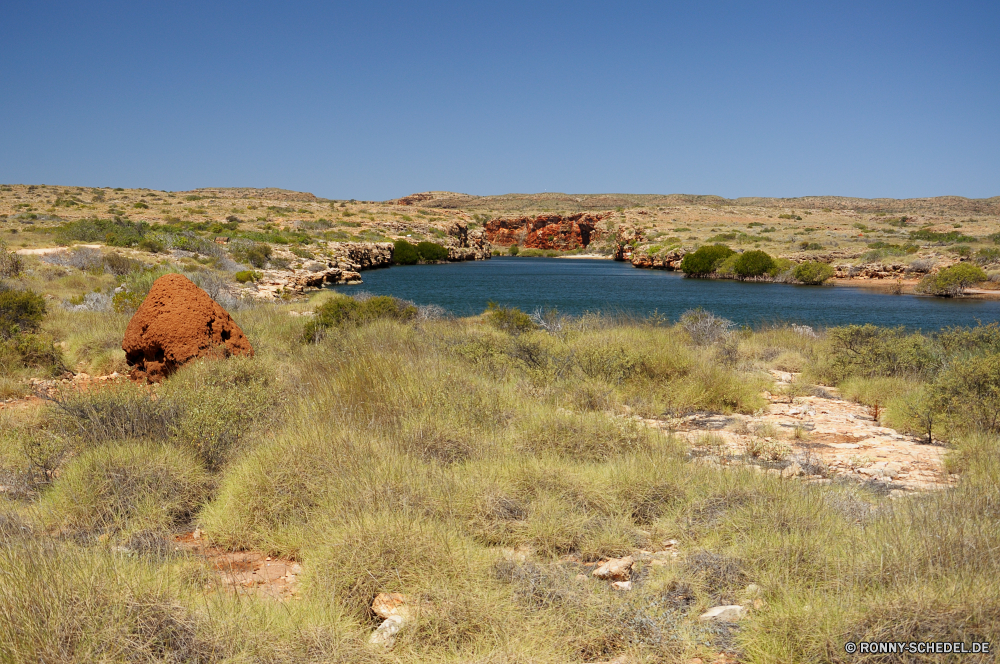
[
  {"x1": 732, "y1": 250, "x2": 774, "y2": 278},
  {"x1": 416, "y1": 241, "x2": 449, "y2": 261},
  {"x1": 137, "y1": 238, "x2": 165, "y2": 253},
  {"x1": 508, "y1": 244, "x2": 520, "y2": 256},
  {"x1": 161, "y1": 357, "x2": 280, "y2": 470},
  {"x1": 909, "y1": 229, "x2": 975, "y2": 243},
  {"x1": 931, "y1": 352, "x2": 1000, "y2": 434},
  {"x1": 484, "y1": 302, "x2": 536, "y2": 335},
  {"x1": 680, "y1": 244, "x2": 734, "y2": 276},
  {"x1": 793, "y1": 261, "x2": 834, "y2": 285},
  {"x1": 303, "y1": 295, "x2": 418, "y2": 342},
  {"x1": 101, "y1": 252, "x2": 144, "y2": 276},
  {"x1": 41, "y1": 442, "x2": 208, "y2": 536},
  {"x1": 821, "y1": 325, "x2": 936, "y2": 382},
  {"x1": 0, "y1": 289, "x2": 45, "y2": 338},
  {"x1": 234, "y1": 270, "x2": 260, "y2": 283},
  {"x1": 0, "y1": 242, "x2": 23, "y2": 278},
  {"x1": 393, "y1": 239, "x2": 419, "y2": 265},
  {"x1": 57, "y1": 218, "x2": 150, "y2": 247},
  {"x1": 229, "y1": 241, "x2": 272, "y2": 268},
  {"x1": 915, "y1": 263, "x2": 987, "y2": 297}
]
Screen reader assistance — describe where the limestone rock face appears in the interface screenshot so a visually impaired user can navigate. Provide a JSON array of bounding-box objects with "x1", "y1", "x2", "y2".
[
  {"x1": 122, "y1": 273, "x2": 253, "y2": 382},
  {"x1": 485, "y1": 213, "x2": 608, "y2": 251}
]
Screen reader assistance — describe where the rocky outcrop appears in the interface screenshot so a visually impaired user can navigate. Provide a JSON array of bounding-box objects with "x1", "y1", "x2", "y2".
[
  {"x1": 122, "y1": 274, "x2": 253, "y2": 382},
  {"x1": 485, "y1": 213, "x2": 608, "y2": 250},
  {"x1": 445, "y1": 221, "x2": 492, "y2": 261},
  {"x1": 251, "y1": 242, "x2": 391, "y2": 298},
  {"x1": 613, "y1": 226, "x2": 644, "y2": 261},
  {"x1": 631, "y1": 249, "x2": 685, "y2": 270}
]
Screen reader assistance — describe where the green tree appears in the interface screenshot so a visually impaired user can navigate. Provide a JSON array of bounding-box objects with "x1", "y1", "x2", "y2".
[
  {"x1": 393, "y1": 240, "x2": 419, "y2": 265},
  {"x1": 793, "y1": 261, "x2": 835, "y2": 285},
  {"x1": 733, "y1": 250, "x2": 775, "y2": 278},
  {"x1": 915, "y1": 263, "x2": 987, "y2": 297},
  {"x1": 679, "y1": 244, "x2": 734, "y2": 276},
  {"x1": 416, "y1": 241, "x2": 449, "y2": 261}
]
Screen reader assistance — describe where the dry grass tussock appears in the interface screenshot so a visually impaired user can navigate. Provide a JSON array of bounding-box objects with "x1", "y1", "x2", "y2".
[{"x1": 1, "y1": 295, "x2": 999, "y2": 662}]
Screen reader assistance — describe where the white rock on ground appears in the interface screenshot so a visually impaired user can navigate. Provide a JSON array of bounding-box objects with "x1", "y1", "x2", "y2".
[
  {"x1": 592, "y1": 556, "x2": 633, "y2": 581},
  {"x1": 698, "y1": 605, "x2": 745, "y2": 622},
  {"x1": 369, "y1": 615, "x2": 405, "y2": 647}
]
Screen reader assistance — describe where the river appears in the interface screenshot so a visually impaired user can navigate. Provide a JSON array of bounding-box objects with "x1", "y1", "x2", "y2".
[{"x1": 329, "y1": 257, "x2": 1000, "y2": 330}]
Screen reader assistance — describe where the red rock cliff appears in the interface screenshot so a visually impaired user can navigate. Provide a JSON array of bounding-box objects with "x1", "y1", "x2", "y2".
[{"x1": 484, "y1": 213, "x2": 609, "y2": 250}]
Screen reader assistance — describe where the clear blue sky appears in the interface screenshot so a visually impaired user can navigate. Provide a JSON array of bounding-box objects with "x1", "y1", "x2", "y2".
[{"x1": 2, "y1": 1, "x2": 997, "y2": 201}]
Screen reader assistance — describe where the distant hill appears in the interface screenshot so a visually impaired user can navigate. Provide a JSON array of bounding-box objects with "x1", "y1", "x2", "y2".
[{"x1": 389, "y1": 191, "x2": 1000, "y2": 215}]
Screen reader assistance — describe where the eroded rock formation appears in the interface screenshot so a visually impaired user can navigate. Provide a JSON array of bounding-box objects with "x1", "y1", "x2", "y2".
[
  {"x1": 631, "y1": 249, "x2": 685, "y2": 270},
  {"x1": 613, "y1": 226, "x2": 645, "y2": 261},
  {"x1": 122, "y1": 273, "x2": 253, "y2": 382},
  {"x1": 484, "y1": 213, "x2": 608, "y2": 250},
  {"x1": 445, "y1": 221, "x2": 492, "y2": 261}
]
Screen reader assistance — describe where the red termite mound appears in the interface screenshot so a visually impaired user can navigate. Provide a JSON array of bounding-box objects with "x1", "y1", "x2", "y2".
[{"x1": 122, "y1": 273, "x2": 253, "y2": 383}]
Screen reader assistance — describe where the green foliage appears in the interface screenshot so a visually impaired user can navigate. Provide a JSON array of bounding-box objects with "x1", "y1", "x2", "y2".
[
  {"x1": 508, "y1": 244, "x2": 520, "y2": 256},
  {"x1": 137, "y1": 237, "x2": 165, "y2": 253},
  {"x1": 0, "y1": 242, "x2": 23, "y2": 278},
  {"x1": 793, "y1": 261, "x2": 834, "y2": 285},
  {"x1": 416, "y1": 241, "x2": 449, "y2": 261},
  {"x1": 484, "y1": 302, "x2": 536, "y2": 335},
  {"x1": 821, "y1": 324, "x2": 937, "y2": 382},
  {"x1": 234, "y1": 270, "x2": 260, "y2": 283},
  {"x1": 679, "y1": 244, "x2": 735, "y2": 276},
  {"x1": 303, "y1": 295, "x2": 418, "y2": 342},
  {"x1": 732, "y1": 250, "x2": 774, "y2": 278},
  {"x1": 778, "y1": 213, "x2": 802, "y2": 220},
  {"x1": 101, "y1": 252, "x2": 145, "y2": 276},
  {"x1": 57, "y1": 218, "x2": 150, "y2": 247},
  {"x1": 932, "y1": 353, "x2": 1000, "y2": 434},
  {"x1": 229, "y1": 241, "x2": 272, "y2": 268},
  {"x1": 909, "y1": 229, "x2": 975, "y2": 243},
  {"x1": 111, "y1": 267, "x2": 179, "y2": 313},
  {"x1": 0, "y1": 288, "x2": 45, "y2": 338},
  {"x1": 132, "y1": 201, "x2": 148, "y2": 209},
  {"x1": 393, "y1": 239, "x2": 419, "y2": 265},
  {"x1": 41, "y1": 442, "x2": 209, "y2": 536},
  {"x1": 916, "y1": 263, "x2": 987, "y2": 297}
]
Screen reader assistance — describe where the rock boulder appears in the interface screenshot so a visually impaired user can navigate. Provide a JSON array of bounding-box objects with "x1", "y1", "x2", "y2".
[{"x1": 122, "y1": 273, "x2": 253, "y2": 382}]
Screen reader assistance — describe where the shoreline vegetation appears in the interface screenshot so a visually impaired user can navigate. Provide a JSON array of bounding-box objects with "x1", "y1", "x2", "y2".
[
  {"x1": 2, "y1": 184, "x2": 1000, "y2": 303},
  {"x1": 2, "y1": 263, "x2": 1000, "y2": 660}
]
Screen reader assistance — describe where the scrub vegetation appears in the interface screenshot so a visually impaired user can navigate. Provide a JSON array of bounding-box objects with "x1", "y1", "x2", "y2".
[{"x1": 2, "y1": 264, "x2": 999, "y2": 662}]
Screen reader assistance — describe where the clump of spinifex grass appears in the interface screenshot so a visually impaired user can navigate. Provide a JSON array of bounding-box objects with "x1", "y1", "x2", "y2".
[{"x1": 5, "y1": 289, "x2": 1000, "y2": 662}]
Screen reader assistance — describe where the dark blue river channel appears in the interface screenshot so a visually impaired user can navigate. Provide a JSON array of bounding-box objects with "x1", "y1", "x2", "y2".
[{"x1": 330, "y1": 257, "x2": 1000, "y2": 330}]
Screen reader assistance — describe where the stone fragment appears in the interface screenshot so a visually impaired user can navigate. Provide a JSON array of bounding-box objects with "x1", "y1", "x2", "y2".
[
  {"x1": 698, "y1": 605, "x2": 745, "y2": 622},
  {"x1": 592, "y1": 556, "x2": 633, "y2": 581},
  {"x1": 372, "y1": 592, "x2": 411, "y2": 620},
  {"x1": 781, "y1": 462, "x2": 804, "y2": 478},
  {"x1": 612, "y1": 581, "x2": 633, "y2": 591},
  {"x1": 369, "y1": 615, "x2": 405, "y2": 647}
]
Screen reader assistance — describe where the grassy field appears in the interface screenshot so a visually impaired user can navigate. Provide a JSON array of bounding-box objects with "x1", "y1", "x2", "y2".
[{"x1": 2, "y1": 235, "x2": 999, "y2": 662}]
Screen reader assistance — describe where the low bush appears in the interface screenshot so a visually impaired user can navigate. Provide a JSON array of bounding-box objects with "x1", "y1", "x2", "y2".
[
  {"x1": 916, "y1": 263, "x2": 987, "y2": 296},
  {"x1": 732, "y1": 250, "x2": 774, "y2": 278},
  {"x1": 393, "y1": 239, "x2": 419, "y2": 265},
  {"x1": 416, "y1": 241, "x2": 449, "y2": 261},
  {"x1": 679, "y1": 308, "x2": 732, "y2": 345},
  {"x1": 234, "y1": 269, "x2": 260, "y2": 283},
  {"x1": 0, "y1": 242, "x2": 23, "y2": 278},
  {"x1": 793, "y1": 261, "x2": 834, "y2": 285},
  {"x1": 41, "y1": 442, "x2": 209, "y2": 536},
  {"x1": 303, "y1": 295, "x2": 418, "y2": 342},
  {"x1": 680, "y1": 244, "x2": 735, "y2": 276},
  {"x1": 57, "y1": 218, "x2": 150, "y2": 247},
  {"x1": 229, "y1": 240, "x2": 272, "y2": 268},
  {"x1": 484, "y1": 302, "x2": 536, "y2": 334},
  {"x1": 819, "y1": 324, "x2": 936, "y2": 382},
  {"x1": 0, "y1": 288, "x2": 45, "y2": 338}
]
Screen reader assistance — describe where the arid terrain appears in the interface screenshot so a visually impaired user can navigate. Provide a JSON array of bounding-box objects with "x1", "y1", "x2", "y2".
[{"x1": 1, "y1": 184, "x2": 999, "y2": 663}]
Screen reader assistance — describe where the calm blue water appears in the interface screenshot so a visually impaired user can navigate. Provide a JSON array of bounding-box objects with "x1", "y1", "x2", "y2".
[{"x1": 330, "y1": 257, "x2": 1000, "y2": 330}]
